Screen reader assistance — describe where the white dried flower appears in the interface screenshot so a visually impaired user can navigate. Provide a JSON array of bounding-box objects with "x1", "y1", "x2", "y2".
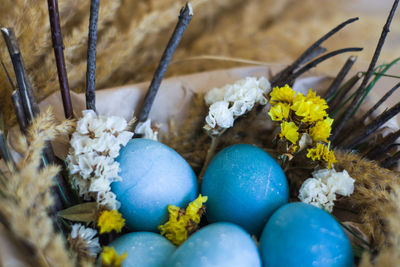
[
  {"x1": 223, "y1": 77, "x2": 269, "y2": 109},
  {"x1": 205, "y1": 101, "x2": 234, "y2": 129},
  {"x1": 299, "y1": 168, "x2": 355, "y2": 212},
  {"x1": 205, "y1": 77, "x2": 270, "y2": 106},
  {"x1": 105, "y1": 115, "x2": 128, "y2": 133},
  {"x1": 299, "y1": 178, "x2": 335, "y2": 212},
  {"x1": 135, "y1": 119, "x2": 159, "y2": 141},
  {"x1": 66, "y1": 110, "x2": 133, "y2": 209},
  {"x1": 97, "y1": 191, "x2": 121, "y2": 210},
  {"x1": 204, "y1": 77, "x2": 271, "y2": 132},
  {"x1": 76, "y1": 110, "x2": 107, "y2": 137},
  {"x1": 70, "y1": 224, "x2": 101, "y2": 257},
  {"x1": 315, "y1": 169, "x2": 355, "y2": 196},
  {"x1": 298, "y1": 133, "x2": 313, "y2": 152},
  {"x1": 205, "y1": 86, "x2": 227, "y2": 105}
]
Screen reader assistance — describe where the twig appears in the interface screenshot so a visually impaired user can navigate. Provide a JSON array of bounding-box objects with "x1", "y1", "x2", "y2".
[
  {"x1": 136, "y1": 3, "x2": 193, "y2": 127},
  {"x1": 0, "y1": 60, "x2": 29, "y2": 132},
  {"x1": 286, "y1": 47, "x2": 363, "y2": 85},
  {"x1": 381, "y1": 151, "x2": 400, "y2": 169},
  {"x1": 365, "y1": 129, "x2": 400, "y2": 159},
  {"x1": 298, "y1": 46, "x2": 327, "y2": 66},
  {"x1": 47, "y1": 0, "x2": 73, "y2": 118},
  {"x1": 271, "y1": 17, "x2": 359, "y2": 87},
  {"x1": 331, "y1": 0, "x2": 399, "y2": 140},
  {"x1": 324, "y1": 56, "x2": 357, "y2": 100},
  {"x1": 11, "y1": 91, "x2": 28, "y2": 133},
  {"x1": 0, "y1": 131, "x2": 10, "y2": 162},
  {"x1": 0, "y1": 130, "x2": 14, "y2": 171},
  {"x1": 342, "y1": 101, "x2": 400, "y2": 149},
  {"x1": 1, "y1": 28, "x2": 40, "y2": 123},
  {"x1": 360, "y1": 81, "x2": 400, "y2": 122},
  {"x1": 329, "y1": 73, "x2": 362, "y2": 113},
  {"x1": 86, "y1": 0, "x2": 100, "y2": 112},
  {"x1": 1, "y1": 29, "x2": 73, "y2": 209},
  {"x1": 1, "y1": 60, "x2": 16, "y2": 91}
]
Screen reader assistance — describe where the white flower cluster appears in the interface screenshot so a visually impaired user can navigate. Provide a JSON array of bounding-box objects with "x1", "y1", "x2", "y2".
[
  {"x1": 298, "y1": 168, "x2": 355, "y2": 212},
  {"x1": 67, "y1": 110, "x2": 133, "y2": 210},
  {"x1": 204, "y1": 77, "x2": 271, "y2": 132},
  {"x1": 135, "y1": 118, "x2": 158, "y2": 141},
  {"x1": 70, "y1": 224, "x2": 101, "y2": 257}
]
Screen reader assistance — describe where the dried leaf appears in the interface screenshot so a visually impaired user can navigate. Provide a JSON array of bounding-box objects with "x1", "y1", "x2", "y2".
[{"x1": 58, "y1": 202, "x2": 98, "y2": 223}]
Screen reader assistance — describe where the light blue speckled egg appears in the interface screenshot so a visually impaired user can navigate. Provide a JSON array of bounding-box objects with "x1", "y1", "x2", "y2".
[
  {"x1": 166, "y1": 222, "x2": 261, "y2": 267},
  {"x1": 200, "y1": 144, "x2": 289, "y2": 236},
  {"x1": 260, "y1": 202, "x2": 354, "y2": 267},
  {"x1": 112, "y1": 139, "x2": 198, "y2": 231},
  {"x1": 108, "y1": 232, "x2": 176, "y2": 267}
]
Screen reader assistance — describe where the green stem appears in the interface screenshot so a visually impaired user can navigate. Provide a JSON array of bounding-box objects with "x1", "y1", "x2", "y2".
[
  {"x1": 362, "y1": 72, "x2": 400, "y2": 79},
  {"x1": 338, "y1": 221, "x2": 371, "y2": 249}
]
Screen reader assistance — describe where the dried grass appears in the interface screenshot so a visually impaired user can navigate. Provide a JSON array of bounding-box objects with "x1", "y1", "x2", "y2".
[
  {"x1": 360, "y1": 185, "x2": 400, "y2": 266},
  {"x1": 0, "y1": 108, "x2": 76, "y2": 266},
  {"x1": 333, "y1": 151, "x2": 400, "y2": 249}
]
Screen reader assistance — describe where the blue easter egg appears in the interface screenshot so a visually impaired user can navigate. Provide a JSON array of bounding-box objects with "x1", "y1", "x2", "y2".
[
  {"x1": 109, "y1": 232, "x2": 176, "y2": 267},
  {"x1": 112, "y1": 139, "x2": 198, "y2": 231},
  {"x1": 166, "y1": 222, "x2": 261, "y2": 267},
  {"x1": 201, "y1": 144, "x2": 289, "y2": 235},
  {"x1": 259, "y1": 202, "x2": 353, "y2": 267}
]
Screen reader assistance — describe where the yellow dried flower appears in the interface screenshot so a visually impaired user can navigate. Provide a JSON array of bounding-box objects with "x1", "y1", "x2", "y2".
[
  {"x1": 159, "y1": 194, "x2": 208, "y2": 245},
  {"x1": 309, "y1": 117, "x2": 334, "y2": 142},
  {"x1": 101, "y1": 246, "x2": 127, "y2": 267},
  {"x1": 291, "y1": 90, "x2": 328, "y2": 123},
  {"x1": 268, "y1": 102, "x2": 291, "y2": 121},
  {"x1": 280, "y1": 121, "x2": 299, "y2": 144},
  {"x1": 307, "y1": 143, "x2": 337, "y2": 169},
  {"x1": 304, "y1": 89, "x2": 327, "y2": 107},
  {"x1": 97, "y1": 210, "x2": 125, "y2": 234},
  {"x1": 269, "y1": 84, "x2": 295, "y2": 104}
]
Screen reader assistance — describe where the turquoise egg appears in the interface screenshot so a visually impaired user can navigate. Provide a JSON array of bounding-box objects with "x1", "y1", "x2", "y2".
[
  {"x1": 166, "y1": 222, "x2": 261, "y2": 267},
  {"x1": 200, "y1": 144, "x2": 289, "y2": 236},
  {"x1": 259, "y1": 202, "x2": 353, "y2": 267},
  {"x1": 112, "y1": 139, "x2": 198, "y2": 231},
  {"x1": 108, "y1": 232, "x2": 175, "y2": 267}
]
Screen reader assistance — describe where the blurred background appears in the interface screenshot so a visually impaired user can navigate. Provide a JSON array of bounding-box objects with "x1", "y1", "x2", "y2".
[{"x1": 0, "y1": 0, "x2": 399, "y2": 128}]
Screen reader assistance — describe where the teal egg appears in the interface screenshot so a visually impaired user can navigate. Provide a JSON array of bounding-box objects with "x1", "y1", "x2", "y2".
[
  {"x1": 166, "y1": 222, "x2": 262, "y2": 267},
  {"x1": 108, "y1": 232, "x2": 175, "y2": 267},
  {"x1": 260, "y1": 202, "x2": 354, "y2": 267},
  {"x1": 201, "y1": 144, "x2": 289, "y2": 236},
  {"x1": 112, "y1": 139, "x2": 198, "y2": 231}
]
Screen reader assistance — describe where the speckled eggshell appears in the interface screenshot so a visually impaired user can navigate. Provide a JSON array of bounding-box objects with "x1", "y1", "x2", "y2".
[
  {"x1": 260, "y1": 202, "x2": 354, "y2": 267},
  {"x1": 112, "y1": 139, "x2": 198, "y2": 231},
  {"x1": 166, "y1": 222, "x2": 262, "y2": 267},
  {"x1": 201, "y1": 144, "x2": 289, "y2": 236},
  {"x1": 108, "y1": 232, "x2": 176, "y2": 267}
]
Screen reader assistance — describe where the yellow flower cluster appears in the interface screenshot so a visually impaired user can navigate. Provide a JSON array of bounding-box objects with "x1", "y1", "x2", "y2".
[
  {"x1": 101, "y1": 246, "x2": 127, "y2": 267},
  {"x1": 268, "y1": 85, "x2": 336, "y2": 168},
  {"x1": 279, "y1": 121, "x2": 299, "y2": 144},
  {"x1": 97, "y1": 209, "x2": 125, "y2": 234},
  {"x1": 158, "y1": 194, "x2": 208, "y2": 245},
  {"x1": 307, "y1": 143, "x2": 337, "y2": 169}
]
